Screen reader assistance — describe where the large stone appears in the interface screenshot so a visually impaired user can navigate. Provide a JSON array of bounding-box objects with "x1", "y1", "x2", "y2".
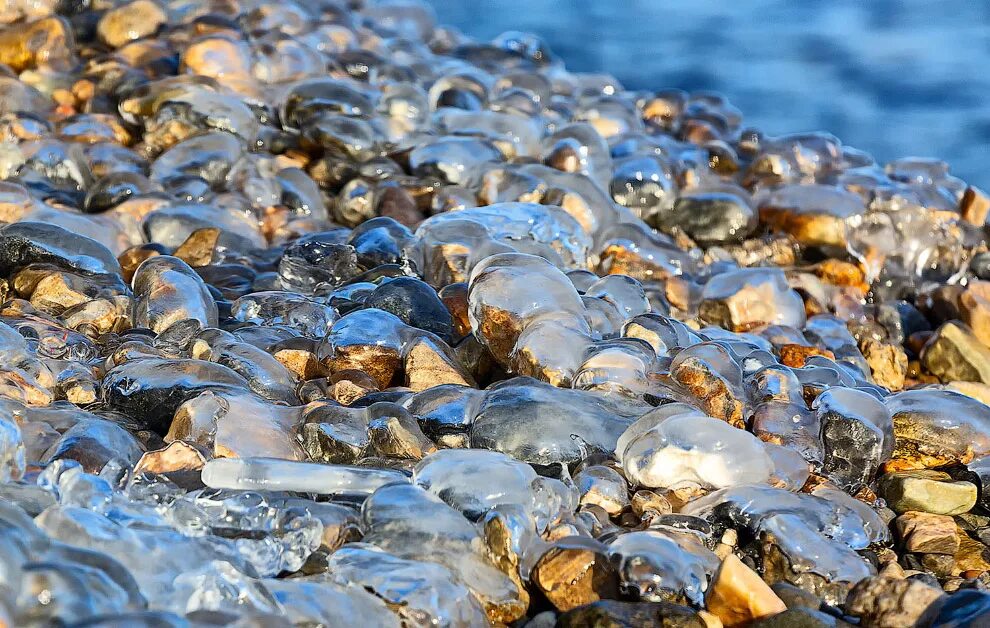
[
  {"x1": 531, "y1": 538, "x2": 619, "y2": 612},
  {"x1": 699, "y1": 268, "x2": 806, "y2": 332}
]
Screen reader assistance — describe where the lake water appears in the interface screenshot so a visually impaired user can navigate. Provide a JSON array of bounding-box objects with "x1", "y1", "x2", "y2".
[{"x1": 427, "y1": 0, "x2": 990, "y2": 189}]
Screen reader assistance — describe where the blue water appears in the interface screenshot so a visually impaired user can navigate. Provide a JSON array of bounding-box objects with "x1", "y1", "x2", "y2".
[{"x1": 428, "y1": 0, "x2": 990, "y2": 189}]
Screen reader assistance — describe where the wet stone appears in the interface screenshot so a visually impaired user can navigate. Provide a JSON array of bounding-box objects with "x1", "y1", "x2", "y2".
[
  {"x1": 0, "y1": 0, "x2": 985, "y2": 624},
  {"x1": 699, "y1": 268, "x2": 806, "y2": 332},
  {"x1": 96, "y1": 0, "x2": 165, "y2": 49}
]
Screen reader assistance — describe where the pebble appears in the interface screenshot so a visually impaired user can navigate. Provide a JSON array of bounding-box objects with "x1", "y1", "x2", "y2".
[
  {"x1": 96, "y1": 0, "x2": 166, "y2": 49},
  {"x1": 844, "y1": 576, "x2": 944, "y2": 627},
  {"x1": 0, "y1": 0, "x2": 985, "y2": 624},
  {"x1": 705, "y1": 554, "x2": 787, "y2": 627},
  {"x1": 896, "y1": 511, "x2": 960, "y2": 555}
]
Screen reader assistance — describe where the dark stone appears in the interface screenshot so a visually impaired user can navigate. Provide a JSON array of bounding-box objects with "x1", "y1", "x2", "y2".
[
  {"x1": 101, "y1": 358, "x2": 250, "y2": 434},
  {"x1": 277, "y1": 230, "x2": 360, "y2": 293},
  {"x1": 347, "y1": 217, "x2": 415, "y2": 269},
  {"x1": 364, "y1": 276, "x2": 454, "y2": 342},
  {"x1": 41, "y1": 418, "x2": 144, "y2": 473},
  {"x1": 556, "y1": 600, "x2": 705, "y2": 628},
  {"x1": 749, "y1": 608, "x2": 853, "y2": 628},
  {"x1": 772, "y1": 582, "x2": 823, "y2": 610},
  {"x1": 665, "y1": 191, "x2": 756, "y2": 244},
  {"x1": 0, "y1": 222, "x2": 122, "y2": 278},
  {"x1": 922, "y1": 589, "x2": 990, "y2": 628}
]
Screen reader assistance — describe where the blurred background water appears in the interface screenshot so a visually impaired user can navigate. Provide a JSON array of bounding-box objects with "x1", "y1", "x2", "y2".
[{"x1": 427, "y1": 0, "x2": 990, "y2": 189}]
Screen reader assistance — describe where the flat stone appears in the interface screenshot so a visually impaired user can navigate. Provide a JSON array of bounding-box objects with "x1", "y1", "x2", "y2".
[{"x1": 879, "y1": 470, "x2": 977, "y2": 515}]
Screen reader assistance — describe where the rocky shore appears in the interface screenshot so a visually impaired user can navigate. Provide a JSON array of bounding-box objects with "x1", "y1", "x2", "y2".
[{"x1": 1, "y1": 0, "x2": 990, "y2": 626}]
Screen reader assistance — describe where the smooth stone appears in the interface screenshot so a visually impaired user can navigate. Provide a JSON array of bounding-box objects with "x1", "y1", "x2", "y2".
[
  {"x1": 749, "y1": 608, "x2": 854, "y2": 628},
  {"x1": 666, "y1": 190, "x2": 756, "y2": 245},
  {"x1": 0, "y1": 222, "x2": 122, "y2": 278},
  {"x1": 879, "y1": 470, "x2": 977, "y2": 515}
]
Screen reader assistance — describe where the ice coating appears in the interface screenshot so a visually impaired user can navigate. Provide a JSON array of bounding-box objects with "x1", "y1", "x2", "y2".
[
  {"x1": 415, "y1": 202, "x2": 593, "y2": 284},
  {"x1": 608, "y1": 530, "x2": 719, "y2": 605},
  {"x1": 684, "y1": 485, "x2": 878, "y2": 583},
  {"x1": 0, "y1": 0, "x2": 987, "y2": 623},
  {"x1": 201, "y1": 457, "x2": 409, "y2": 496},
  {"x1": 470, "y1": 377, "x2": 650, "y2": 465},
  {"x1": 700, "y1": 268, "x2": 806, "y2": 331},
  {"x1": 814, "y1": 387, "x2": 894, "y2": 487},
  {"x1": 619, "y1": 412, "x2": 774, "y2": 490},
  {"x1": 413, "y1": 448, "x2": 540, "y2": 520},
  {"x1": 131, "y1": 256, "x2": 218, "y2": 333},
  {"x1": 887, "y1": 389, "x2": 990, "y2": 467}
]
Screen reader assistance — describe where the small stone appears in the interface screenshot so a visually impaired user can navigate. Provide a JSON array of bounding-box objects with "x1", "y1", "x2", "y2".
[
  {"x1": 705, "y1": 554, "x2": 787, "y2": 627},
  {"x1": 859, "y1": 338, "x2": 908, "y2": 391},
  {"x1": 757, "y1": 184, "x2": 863, "y2": 250},
  {"x1": 844, "y1": 576, "x2": 943, "y2": 628},
  {"x1": 879, "y1": 470, "x2": 978, "y2": 515},
  {"x1": 960, "y1": 281, "x2": 990, "y2": 349},
  {"x1": 664, "y1": 190, "x2": 756, "y2": 245},
  {"x1": 367, "y1": 404, "x2": 436, "y2": 460},
  {"x1": 326, "y1": 369, "x2": 379, "y2": 405},
  {"x1": 921, "y1": 321, "x2": 990, "y2": 384},
  {"x1": 961, "y1": 186, "x2": 990, "y2": 226},
  {"x1": 133, "y1": 440, "x2": 206, "y2": 475},
  {"x1": 272, "y1": 347, "x2": 325, "y2": 380},
  {"x1": 770, "y1": 582, "x2": 821, "y2": 610},
  {"x1": 97, "y1": 0, "x2": 166, "y2": 48},
  {"x1": 0, "y1": 16, "x2": 75, "y2": 72},
  {"x1": 531, "y1": 539, "x2": 619, "y2": 612},
  {"x1": 779, "y1": 344, "x2": 835, "y2": 369},
  {"x1": 172, "y1": 228, "x2": 221, "y2": 267},
  {"x1": 402, "y1": 335, "x2": 475, "y2": 392},
  {"x1": 896, "y1": 511, "x2": 960, "y2": 555},
  {"x1": 631, "y1": 489, "x2": 673, "y2": 517},
  {"x1": 575, "y1": 465, "x2": 630, "y2": 515}
]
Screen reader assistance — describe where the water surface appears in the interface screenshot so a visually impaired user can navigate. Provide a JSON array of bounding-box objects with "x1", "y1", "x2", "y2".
[{"x1": 429, "y1": 0, "x2": 990, "y2": 189}]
